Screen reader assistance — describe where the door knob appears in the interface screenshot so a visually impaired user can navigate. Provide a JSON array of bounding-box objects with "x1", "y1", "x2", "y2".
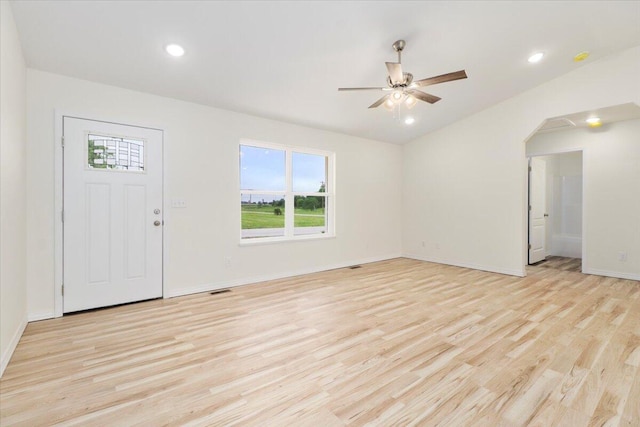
[{"x1": 154, "y1": 220, "x2": 161, "y2": 226}]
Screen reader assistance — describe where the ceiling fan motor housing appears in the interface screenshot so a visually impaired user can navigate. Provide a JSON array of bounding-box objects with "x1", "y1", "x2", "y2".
[{"x1": 387, "y1": 72, "x2": 413, "y2": 88}]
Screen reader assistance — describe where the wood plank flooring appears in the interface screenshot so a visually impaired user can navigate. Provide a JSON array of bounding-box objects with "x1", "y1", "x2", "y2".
[
  {"x1": 535, "y1": 256, "x2": 582, "y2": 273},
  {"x1": 1, "y1": 258, "x2": 639, "y2": 426}
]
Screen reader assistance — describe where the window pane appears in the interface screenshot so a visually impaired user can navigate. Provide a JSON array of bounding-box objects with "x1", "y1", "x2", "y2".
[
  {"x1": 294, "y1": 195, "x2": 327, "y2": 236},
  {"x1": 240, "y1": 145, "x2": 285, "y2": 191},
  {"x1": 88, "y1": 134, "x2": 144, "y2": 171},
  {"x1": 292, "y1": 152, "x2": 326, "y2": 193},
  {"x1": 241, "y1": 193, "x2": 285, "y2": 239}
]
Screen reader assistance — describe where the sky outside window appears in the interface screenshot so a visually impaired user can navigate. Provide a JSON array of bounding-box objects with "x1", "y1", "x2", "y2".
[
  {"x1": 240, "y1": 145, "x2": 327, "y2": 196},
  {"x1": 293, "y1": 152, "x2": 326, "y2": 193},
  {"x1": 240, "y1": 145, "x2": 285, "y2": 191}
]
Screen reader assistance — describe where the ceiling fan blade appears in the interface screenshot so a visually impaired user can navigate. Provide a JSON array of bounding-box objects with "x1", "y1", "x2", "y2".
[
  {"x1": 368, "y1": 94, "x2": 390, "y2": 109},
  {"x1": 386, "y1": 62, "x2": 404, "y2": 85},
  {"x1": 407, "y1": 89, "x2": 441, "y2": 104},
  {"x1": 338, "y1": 87, "x2": 386, "y2": 91},
  {"x1": 414, "y1": 70, "x2": 467, "y2": 88}
]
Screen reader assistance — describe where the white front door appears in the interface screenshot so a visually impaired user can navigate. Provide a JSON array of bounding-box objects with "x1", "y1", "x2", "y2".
[
  {"x1": 529, "y1": 157, "x2": 546, "y2": 264},
  {"x1": 63, "y1": 117, "x2": 163, "y2": 313}
]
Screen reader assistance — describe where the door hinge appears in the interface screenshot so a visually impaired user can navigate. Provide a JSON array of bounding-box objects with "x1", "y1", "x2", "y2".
[
  {"x1": 61, "y1": 136, "x2": 65, "y2": 147},
  {"x1": 528, "y1": 166, "x2": 531, "y2": 172},
  {"x1": 528, "y1": 205, "x2": 531, "y2": 211},
  {"x1": 61, "y1": 284, "x2": 64, "y2": 296},
  {"x1": 528, "y1": 244, "x2": 532, "y2": 249},
  {"x1": 61, "y1": 210, "x2": 64, "y2": 223}
]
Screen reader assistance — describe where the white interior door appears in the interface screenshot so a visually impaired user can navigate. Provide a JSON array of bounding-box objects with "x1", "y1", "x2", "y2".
[
  {"x1": 63, "y1": 117, "x2": 163, "y2": 313},
  {"x1": 529, "y1": 157, "x2": 547, "y2": 264}
]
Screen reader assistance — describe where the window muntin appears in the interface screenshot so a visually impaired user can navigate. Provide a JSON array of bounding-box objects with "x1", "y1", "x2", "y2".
[
  {"x1": 88, "y1": 134, "x2": 145, "y2": 171},
  {"x1": 240, "y1": 141, "x2": 333, "y2": 241}
]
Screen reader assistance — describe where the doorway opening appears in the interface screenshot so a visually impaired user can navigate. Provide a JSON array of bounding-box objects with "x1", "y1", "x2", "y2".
[
  {"x1": 523, "y1": 102, "x2": 640, "y2": 280},
  {"x1": 527, "y1": 151, "x2": 583, "y2": 268}
]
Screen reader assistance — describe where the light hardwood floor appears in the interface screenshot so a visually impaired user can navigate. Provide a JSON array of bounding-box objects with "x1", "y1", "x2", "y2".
[
  {"x1": 534, "y1": 256, "x2": 582, "y2": 273},
  {"x1": 1, "y1": 258, "x2": 639, "y2": 426}
]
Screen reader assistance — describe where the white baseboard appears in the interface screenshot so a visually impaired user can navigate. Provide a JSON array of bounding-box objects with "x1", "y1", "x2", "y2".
[
  {"x1": 402, "y1": 253, "x2": 526, "y2": 277},
  {"x1": 28, "y1": 311, "x2": 55, "y2": 322},
  {"x1": 0, "y1": 315, "x2": 27, "y2": 378},
  {"x1": 583, "y1": 268, "x2": 640, "y2": 281},
  {"x1": 165, "y1": 253, "x2": 402, "y2": 298}
]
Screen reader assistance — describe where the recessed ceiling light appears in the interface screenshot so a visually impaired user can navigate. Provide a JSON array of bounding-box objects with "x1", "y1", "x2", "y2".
[
  {"x1": 165, "y1": 44, "x2": 185, "y2": 57},
  {"x1": 528, "y1": 52, "x2": 544, "y2": 63},
  {"x1": 586, "y1": 117, "x2": 602, "y2": 127},
  {"x1": 404, "y1": 117, "x2": 415, "y2": 125},
  {"x1": 574, "y1": 51, "x2": 590, "y2": 62}
]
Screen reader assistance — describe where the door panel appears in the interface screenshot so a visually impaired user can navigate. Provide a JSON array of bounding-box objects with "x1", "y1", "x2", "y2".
[
  {"x1": 86, "y1": 183, "x2": 111, "y2": 284},
  {"x1": 529, "y1": 157, "x2": 546, "y2": 264},
  {"x1": 124, "y1": 184, "x2": 147, "y2": 279},
  {"x1": 63, "y1": 117, "x2": 163, "y2": 313}
]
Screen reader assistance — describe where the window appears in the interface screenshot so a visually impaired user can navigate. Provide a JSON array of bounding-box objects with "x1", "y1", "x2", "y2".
[
  {"x1": 240, "y1": 141, "x2": 334, "y2": 241},
  {"x1": 88, "y1": 134, "x2": 145, "y2": 171}
]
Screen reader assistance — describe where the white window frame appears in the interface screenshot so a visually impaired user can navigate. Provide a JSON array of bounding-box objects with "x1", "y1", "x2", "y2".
[{"x1": 239, "y1": 139, "x2": 335, "y2": 244}]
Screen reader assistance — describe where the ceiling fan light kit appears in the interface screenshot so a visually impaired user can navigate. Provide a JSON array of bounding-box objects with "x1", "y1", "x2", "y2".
[{"x1": 338, "y1": 39, "x2": 467, "y2": 120}]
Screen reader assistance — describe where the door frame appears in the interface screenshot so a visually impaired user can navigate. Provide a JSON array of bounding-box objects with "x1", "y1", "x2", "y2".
[
  {"x1": 525, "y1": 148, "x2": 586, "y2": 273},
  {"x1": 54, "y1": 111, "x2": 168, "y2": 318}
]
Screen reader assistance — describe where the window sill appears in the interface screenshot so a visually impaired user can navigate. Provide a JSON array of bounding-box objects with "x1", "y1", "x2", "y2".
[{"x1": 238, "y1": 233, "x2": 336, "y2": 247}]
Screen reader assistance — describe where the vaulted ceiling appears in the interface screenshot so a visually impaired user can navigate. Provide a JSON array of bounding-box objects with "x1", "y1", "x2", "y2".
[{"x1": 10, "y1": 1, "x2": 640, "y2": 144}]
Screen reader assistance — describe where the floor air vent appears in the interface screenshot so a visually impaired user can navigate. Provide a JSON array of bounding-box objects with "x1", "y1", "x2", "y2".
[{"x1": 210, "y1": 289, "x2": 231, "y2": 295}]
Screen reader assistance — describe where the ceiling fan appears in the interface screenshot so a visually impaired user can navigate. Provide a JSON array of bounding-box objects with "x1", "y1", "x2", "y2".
[{"x1": 338, "y1": 40, "x2": 467, "y2": 110}]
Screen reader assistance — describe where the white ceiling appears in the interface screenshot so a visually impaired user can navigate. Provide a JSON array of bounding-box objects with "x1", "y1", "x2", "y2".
[{"x1": 10, "y1": 1, "x2": 640, "y2": 144}]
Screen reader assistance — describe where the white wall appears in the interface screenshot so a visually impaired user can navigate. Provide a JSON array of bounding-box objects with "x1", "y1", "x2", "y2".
[
  {"x1": 26, "y1": 70, "x2": 403, "y2": 319},
  {"x1": 1, "y1": 1, "x2": 28, "y2": 376},
  {"x1": 536, "y1": 152, "x2": 583, "y2": 259},
  {"x1": 402, "y1": 46, "x2": 640, "y2": 278},
  {"x1": 528, "y1": 121, "x2": 640, "y2": 279}
]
